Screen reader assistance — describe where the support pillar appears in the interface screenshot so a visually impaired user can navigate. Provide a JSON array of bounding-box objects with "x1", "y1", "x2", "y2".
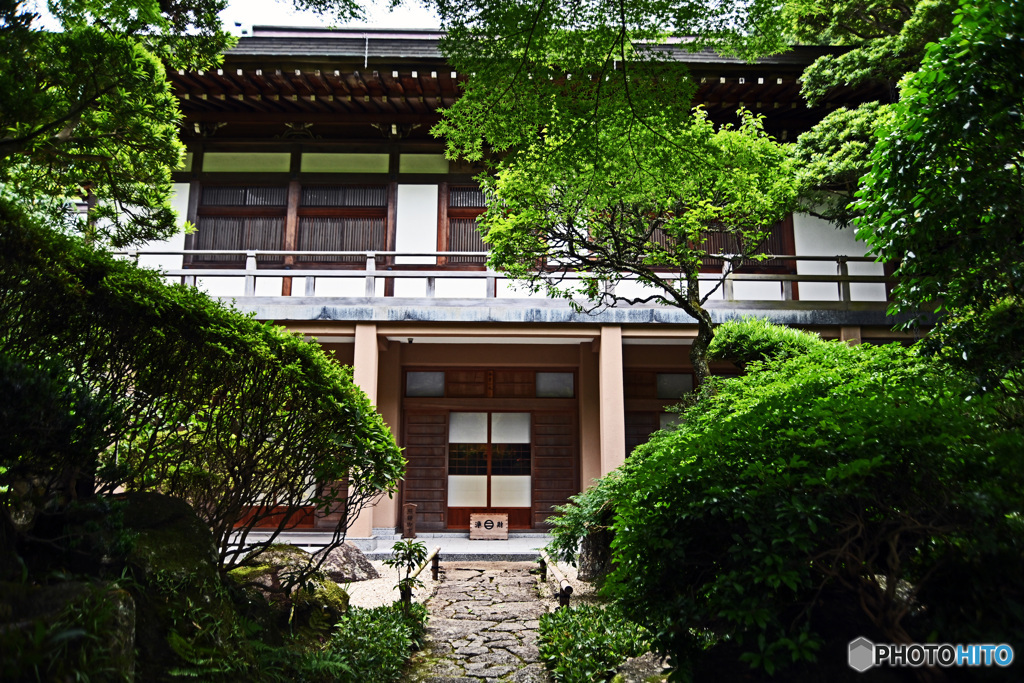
[
  {"x1": 579, "y1": 341, "x2": 601, "y2": 489},
  {"x1": 371, "y1": 338, "x2": 401, "y2": 533},
  {"x1": 352, "y1": 323, "x2": 379, "y2": 403},
  {"x1": 840, "y1": 325, "x2": 862, "y2": 345},
  {"x1": 348, "y1": 323, "x2": 379, "y2": 538},
  {"x1": 598, "y1": 326, "x2": 626, "y2": 475}
]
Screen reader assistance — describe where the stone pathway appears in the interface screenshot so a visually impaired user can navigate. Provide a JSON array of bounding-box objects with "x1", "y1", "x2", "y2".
[{"x1": 408, "y1": 561, "x2": 551, "y2": 683}]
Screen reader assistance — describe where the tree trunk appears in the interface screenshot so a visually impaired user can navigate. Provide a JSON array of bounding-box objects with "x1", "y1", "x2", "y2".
[{"x1": 684, "y1": 270, "x2": 714, "y2": 385}]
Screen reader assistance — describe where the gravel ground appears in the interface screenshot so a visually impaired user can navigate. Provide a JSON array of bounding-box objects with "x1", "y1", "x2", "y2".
[{"x1": 344, "y1": 559, "x2": 440, "y2": 609}]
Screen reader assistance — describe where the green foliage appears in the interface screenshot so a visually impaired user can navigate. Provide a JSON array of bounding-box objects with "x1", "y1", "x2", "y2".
[
  {"x1": 538, "y1": 603, "x2": 651, "y2": 683},
  {"x1": 147, "y1": 569, "x2": 263, "y2": 680},
  {"x1": 595, "y1": 335, "x2": 1024, "y2": 675},
  {"x1": 308, "y1": 603, "x2": 427, "y2": 683},
  {"x1": 435, "y1": 0, "x2": 789, "y2": 160},
  {"x1": 0, "y1": 0, "x2": 234, "y2": 247},
  {"x1": 435, "y1": 0, "x2": 800, "y2": 381},
  {"x1": 546, "y1": 473, "x2": 619, "y2": 568},
  {"x1": 790, "y1": 102, "x2": 893, "y2": 227},
  {"x1": 383, "y1": 539, "x2": 428, "y2": 612},
  {"x1": 788, "y1": 0, "x2": 955, "y2": 105},
  {"x1": 0, "y1": 199, "x2": 405, "y2": 576},
  {"x1": 785, "y1": 0, "x2": 955, "y2": 225},
  {"x1": 471, "y1": 107, "x2": 798, "y2": 381},
  {"x1": 855, "y1": 0, "x2": 1024, "y2": 392},
  {"x1": 707, "y1": 317, "x2": 822, "y2": 370},
  {"x1": 0, "y1": 354, "x2": 113, "y2": 515},
  {"x1": 0, "y1": 582, "x2": 134, "y2": 682}
]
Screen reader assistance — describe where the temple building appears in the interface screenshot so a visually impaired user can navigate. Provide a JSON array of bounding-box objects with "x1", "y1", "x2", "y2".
[{"x1": 135, "y1": 27, "x2": 905, "y2": 543}]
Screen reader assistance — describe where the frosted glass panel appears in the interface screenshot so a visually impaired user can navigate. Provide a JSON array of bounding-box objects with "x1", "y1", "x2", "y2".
[
  {"x1": 491, "y1": 413, "x2": 530, "y2": 444},
  {"x1": 660, "y1": 412, "x2": 682, "y2": 430},
  {"x1": 657, "y1": 373, "x2": 693, "y2": 399},
  {"x1": 448, "y1": 475, "x2": 487, "y2": 507},
  {"x1": 491, "y1": 476, "x2": 531, "y2": 507},
  {"x1": 407, "y1": 372, "x2": 444, "y2": 397},
  {"x1": 536, "y1": 372, "x2": 574, "y2": 398},
  {"x1": 449, "y1": 412, "x2": 487, "y2": 443}
]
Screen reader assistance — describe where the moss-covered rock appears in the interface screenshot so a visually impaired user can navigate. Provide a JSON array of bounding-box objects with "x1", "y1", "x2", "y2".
[
  {"x1": 115, "y1": 492, "x2": 249, "y2": 681},
  {"x1": 230, "y1": 544, "x2": 350, "y2": 637},
  {"x1": 119, "y1": 491, "x2": 219, "y2": 582}
]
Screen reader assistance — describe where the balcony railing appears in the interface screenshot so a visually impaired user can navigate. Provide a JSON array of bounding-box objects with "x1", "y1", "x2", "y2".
[{"x1": 115, "y1": 249, "x2": 890, "y2": 306}]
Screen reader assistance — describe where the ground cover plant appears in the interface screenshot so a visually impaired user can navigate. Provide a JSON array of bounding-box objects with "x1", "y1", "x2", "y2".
[
  {"x1": 550, "y1": 321, "x2": 1024, "y2": 679},
  {"x1": 538, "y1": 603, "x2": 652, "y2": 682}
]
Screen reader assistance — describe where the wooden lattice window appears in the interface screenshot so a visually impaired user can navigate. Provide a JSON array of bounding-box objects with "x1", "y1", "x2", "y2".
[
  {"x1": 297, "y1": 184, "x2": 388, "y2": 264},
  {"x1": 648, "y1": 214, "x2": 795, "y2": 271},
  {"x1": 194, "y1": 185, "x2": 287, "y2": 264},
  {"x1": 447, "y1": 186, "x2": 487, "y2": 264}
]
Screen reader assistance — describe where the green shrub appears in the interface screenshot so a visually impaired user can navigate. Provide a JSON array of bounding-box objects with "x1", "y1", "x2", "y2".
[
  {"x1": 0, "y1": 199, "x2": 404, "y2": 581},
  {"x1": 707, "y1": 316, "x2": 822, "y2": 370},
  {"x1": 546, "y1": 473, "x2": 617, "y2": 569},
  {"x1": 307, "y1": 603, "x2": 427, "y2": 683},
  {"x1": 599, "y1": 338, "x2": 1024, "y2": 676},
  {"x1": 538, "y1": 604, "x2": 651, "y2": 682}
]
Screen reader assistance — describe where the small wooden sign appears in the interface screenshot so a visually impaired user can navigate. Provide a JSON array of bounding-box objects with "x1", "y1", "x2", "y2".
[
  {"x1": 469, "y1": 513, "x2": 509, "y2": 540},
  {"x1": 403, "y1": 503, "x2": 417, "y2": 539}
]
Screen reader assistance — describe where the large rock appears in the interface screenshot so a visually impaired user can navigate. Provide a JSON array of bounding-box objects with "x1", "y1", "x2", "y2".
[
  {"x1": 120, "y1": 491, "x2": 219, "y2": 583},
  {"x1": 313, "y1": 542, "x2": 379, "y2": 582},
  {"x1": 230, "y1": 544, "x2": 350, "y2": 629}
]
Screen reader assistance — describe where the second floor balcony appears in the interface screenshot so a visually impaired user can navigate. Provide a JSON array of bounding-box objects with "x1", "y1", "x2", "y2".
[{"x1": 119, "y1": 247, "x2": 894, "y2": 328}]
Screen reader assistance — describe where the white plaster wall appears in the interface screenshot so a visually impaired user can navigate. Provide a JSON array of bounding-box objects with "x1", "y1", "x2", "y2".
[
  {"x1": 435, "y1": 277, "x2": 487, "y2": 298},
  {"x1": 732, "y1": 280, "x2": 786, "y2": 301},
  {"x1": 394, "y1": 277, "x2": 428, "y2": 297},
  {"x1": 255, "y1": 277, "x2": 283, "y2": 296},
  {"x1": 793, "y1": 212, "x2": 886, "y2": 302},
  {"x1": 310, "y1": 276, "x2": 384, "y2": 297},
  {"x1": 496, "y1": 279, "x2": 552, "y2": 300},
  {"x1": 395, "y1": 184, "x2": 438, "y2": 265},
  {"x1": 193, "y1": 275, "x2": 281, "y2": 297},
  {"x1": 196, "y1": 276, "x2": 244, "y2": 297},
  {"x1": 614, "y1": 279, "x2": 666, "y2": 303}
]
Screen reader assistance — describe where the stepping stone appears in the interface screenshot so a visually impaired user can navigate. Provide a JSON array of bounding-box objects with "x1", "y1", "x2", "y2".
[{"x1": 408, "y1": 561, "x2": 552, "y2": 683}]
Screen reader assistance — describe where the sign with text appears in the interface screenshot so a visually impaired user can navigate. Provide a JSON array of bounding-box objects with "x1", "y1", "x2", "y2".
[{"x1": 469, "y1": 513, "x2": 509, "y2": 540}]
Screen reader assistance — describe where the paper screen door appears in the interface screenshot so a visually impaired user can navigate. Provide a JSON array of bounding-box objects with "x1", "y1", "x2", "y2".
[{"x1": 447, "y1": 412, "x2": 531, "y2": 514}]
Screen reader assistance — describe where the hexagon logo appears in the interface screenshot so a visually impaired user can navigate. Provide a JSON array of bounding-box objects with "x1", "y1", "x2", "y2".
[{"x1": 849, "y1": 637, "x2": 875, "y2": 672}]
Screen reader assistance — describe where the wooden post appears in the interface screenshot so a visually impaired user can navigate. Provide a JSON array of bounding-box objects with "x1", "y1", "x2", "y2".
[
  {"x1": 838, "y1": 257, "x2": 851, "y2": 303},
  {"x1": 365, "y1": 253, "x2": 376, "y2": 296},
  {"x1": 431, "y1": 552, "x2": 440, "y2": 581},
  {"x1": 781, "y1": 279, "x2": 793, "y2": 301},
  {"x1": 244, "y1": 252, "x2": 257, "y2": 296},
  {"x1": 539, "y1": 549, "x2": 573, "y2": 610},
  {"x1": 406, "y1": 545, "x2": 441, "y2": 608},
  {"x1": 403, "y1": 503, "x2": 417, "y2": 539}
]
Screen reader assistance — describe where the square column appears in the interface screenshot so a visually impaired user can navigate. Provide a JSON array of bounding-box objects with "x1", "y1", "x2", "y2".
[
  {"x1": 352, "y1": 323, "x2": 379, "y2": 403},
  {"x1": 349, "y1": 323, "x2": 379, "y2": 538},
  {"x1": 579, "y1": 341, "x2": 602, "y2": 489},
  {"x1": 598, "y1": 325, "x2": 626, "y2": 475}
]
